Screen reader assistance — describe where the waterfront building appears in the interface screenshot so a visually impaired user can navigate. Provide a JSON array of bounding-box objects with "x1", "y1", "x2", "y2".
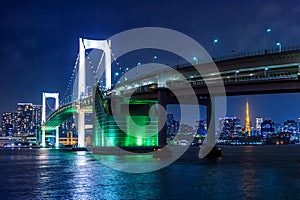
[
  {"x1": 1, "y1": 112, "x2": 17, "y2": 136},
  {"x1": 283, "y1": 120, "x2": 298, "y2": 133},
  {"x1": 166, "y1": 113, "x2": 180, "y2": 136},
  {"x1": 275, "y1": 123, "x2": 283, "y2": 134},
  {"x1": 218, "y1": 117, "x2": 242, "y2": 137},
  {"x1": 283, "y1": 120, "x2": 299, "y2": 142},
  {"x1": 17, "y1": 103, "x2": 34, "y2": 135},
  {"x1": 16, "y1": 103, "x2": 42, "y2": 136},
  {"x1": 32, "y1": 105, "x2": 42, "y2": 137},
  {"x1": 195, "y1": 120, "x2": 207, "y2": 136},
  {"x1": 255, "y1": 117, "x2": 263, "y2": 133},
  {"x1": 261, "y1": 119, "x2": 275, "y2": 137},
  {"x1": 59, "y1": 118, "x2": 76, "y2": 141}
]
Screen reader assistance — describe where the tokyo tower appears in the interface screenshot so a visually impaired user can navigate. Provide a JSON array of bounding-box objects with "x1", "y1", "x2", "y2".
[{"x1": 245, "y1": 99, "x2": 251, "y2": 136}]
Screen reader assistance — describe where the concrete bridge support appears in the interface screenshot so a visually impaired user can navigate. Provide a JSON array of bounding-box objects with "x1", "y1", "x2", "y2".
[
  {"x1": 206, "y1": 96, "x2": 216, "y2": 149},
  {"x1": 157, "y1": 89, "x2": 168, "y2": 147}
]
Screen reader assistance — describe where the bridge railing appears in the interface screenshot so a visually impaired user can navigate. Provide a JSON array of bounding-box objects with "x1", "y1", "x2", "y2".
[
  {"x1": 213, "y1": 45, "x2": 300, "y2": 62},
  {"x1": 166, "y1": 71, "x2": 299, "y2": 89},
  {"x1": 46, "y1": 95, "x2": 93, "y2": 120},
  {"x1": 174, "y1": 45, "x2": 300, "y2": 68}
]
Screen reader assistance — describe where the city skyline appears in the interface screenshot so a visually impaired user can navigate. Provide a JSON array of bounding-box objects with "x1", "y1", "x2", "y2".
[
  {"x1": 167, "y1": 94, "x2": 300, "y2": 127},
  {"x1": 3, "y1": 94, "x2": 300, "y2": 133},
  {"x1": 0, "y1": 0, "x2": 300, "y2": 122}
]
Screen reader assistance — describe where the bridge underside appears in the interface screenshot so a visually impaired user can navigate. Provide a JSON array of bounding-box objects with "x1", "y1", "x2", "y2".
[{"x1": 45, "y1": 107, "x2": 77, "y2": 127}]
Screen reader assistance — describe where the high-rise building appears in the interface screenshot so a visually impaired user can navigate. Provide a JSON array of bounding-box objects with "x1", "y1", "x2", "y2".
[
  {"x1": 59, "y1": 117, "x2": 76, "y2": 137},
  {"x1": 283, "y1": 120, "x2": 298, "y2": 134},
  {"x1": 245, "y1": 99, "x2": 250, "y2": 136},
  {"x1": 275, "y1": 123, "x2": 283, "y2": 133},
  {"x1": 218, "y1": 117, "x2": 242, "y2": 137},
  {"x1": 1, "y1": 103, "x2": 42, "y2": 137},
  {"x1": 255, "y1": 117, "x2": 263, "y2": 132},
  {"x1": 195, "y1": 120, "x2": 207, "y2": 136},
  {"x1": 1, "y1": 112, "x2": 17, "y2": 136},
  {"x1": 166, "y1": 113, "x2": 180, "y2": 136},
  {"x1": 261, "y1": 119, "x2": 275, "y2": 137},
  {"x1": 32, "y1": 105, "x2": 42, "y2": 139},
  {"x1": 17, "y1": 103, "x2": 34, "y2": 135}
]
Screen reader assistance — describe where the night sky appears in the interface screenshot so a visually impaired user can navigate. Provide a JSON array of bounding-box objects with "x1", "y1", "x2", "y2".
[{"x1": 0, "y1": 0, "x2": 299, "y2": 125}]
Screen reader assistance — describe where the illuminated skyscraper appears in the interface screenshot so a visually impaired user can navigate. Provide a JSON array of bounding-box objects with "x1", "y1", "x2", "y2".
[
  {"x1": 17, "y1": 103, "x2": 42, "y2": 136},
  {"x1": 255, "y1": 117, "x2": 263, "y2": 132},
  {"x1": 32, "y1": 105, "x2": 42, "y2": 138},
  {"x1": 17, "y1": 103, "x2": 33, "y2": 135},
  {"x1": 245, "y1": 99, "x2": 250, "y2": 136},
  {"x1": 261, "y1": 119, "x2": 275, "y2": 137},
  {"x1": 195, "y1": 120, "x2": 207, "y2": 136},
  {"x1": 166, "y1": 113, "x2": 180, "y2": 136},
  {"x1": 1, "y1": 112, "x2": 17, "y2": 136},
  {"x1": 218, "y1": 117, "x2": 241, "y2": 137}
]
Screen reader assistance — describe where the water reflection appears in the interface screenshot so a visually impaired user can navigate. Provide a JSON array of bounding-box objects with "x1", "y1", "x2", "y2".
[
  {"x1": 94, "y1": 154, "x2": 161, "y2": 173},
  {"x1": 241, "y1": 168, "x2": 258, "y2": 199},
  {"x1": 71, "y1": 151, "x2": 95, "y2": 199},
  {"x1": 0, "y1": 146, "x2": 299, "y2": 199}
]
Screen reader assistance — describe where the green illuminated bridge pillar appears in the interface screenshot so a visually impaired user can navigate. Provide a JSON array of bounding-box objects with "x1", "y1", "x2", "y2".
[{"x1": 93, "y1": 88, "x2": 159, "y2": 149}]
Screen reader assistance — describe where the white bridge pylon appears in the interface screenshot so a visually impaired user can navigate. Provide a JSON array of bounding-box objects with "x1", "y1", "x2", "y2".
[
  {"x1": 41, "y1": 92, "x2": 59, "y2": 147},
  {"x1": 77, "y1": 38, "x2": 111, "y2": 148}
]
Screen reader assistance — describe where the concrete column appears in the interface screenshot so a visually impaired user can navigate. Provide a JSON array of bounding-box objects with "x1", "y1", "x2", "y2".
[
  {"x1": 157, "y1": 89, "x2": 168, "y2": 147},
  {"x1": 41, "y1": 126, "x2": 46, "y2": 147},
  {"x1": 77, "y1": 110, "x2": 85, "y2": 148},
  {"x1": 77, "y1": 38, "x2": 86, "y2": 148},
  {"x1": 55, "y1": 127, "x2": 59, "y2": 148},
  {"x1": 206, "y1": 96, "x2": 216, "y2": 148}
]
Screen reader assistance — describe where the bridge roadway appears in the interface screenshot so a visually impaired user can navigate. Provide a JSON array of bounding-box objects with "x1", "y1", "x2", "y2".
[
  {"x1": 45, "y1": 96, "x2": 93, "y2": 127},
  {"x1": 45, "y1": 48, "x2": 300, "y2": 126},
  {"x1": 124, "y1": 48, "x2": 300, "y2": 99}
]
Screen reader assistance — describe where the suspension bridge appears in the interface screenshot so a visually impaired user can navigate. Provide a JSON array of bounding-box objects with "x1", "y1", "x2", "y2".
[{"x1": 41, "y1": 37, "x2": 300, "y2": 150}]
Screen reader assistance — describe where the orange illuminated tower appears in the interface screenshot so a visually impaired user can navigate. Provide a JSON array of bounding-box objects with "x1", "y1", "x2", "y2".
[{"x1": 245, "y1": 99, "x2": 251, "y2": 136}]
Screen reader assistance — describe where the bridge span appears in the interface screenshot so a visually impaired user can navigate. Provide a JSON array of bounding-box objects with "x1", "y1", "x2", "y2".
[{"x1": 44, "y1": 45, "x2": 300, "y2": 149}]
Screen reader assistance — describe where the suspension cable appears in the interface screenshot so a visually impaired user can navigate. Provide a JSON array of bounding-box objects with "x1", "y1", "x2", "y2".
[
  {"x1": 61, "y1": 53, "x2": 79, "y2": 104},
  {"x1": 46, "y1": 101, "x2": 56, "y2": 112}
]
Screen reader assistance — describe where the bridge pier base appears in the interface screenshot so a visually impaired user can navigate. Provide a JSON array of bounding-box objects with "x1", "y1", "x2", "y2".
[
  {"x1": 206, "y1": 96, "x2": 216, "y2": 147},
  {"x1": 200, "y1": 95, "x2": 220, "y2": 158},
  {"x1": 158, "y1": 89, "x2": 168, "y2": 148},
  {"x1": 55, "y1": 127, "x2": 59, "y2": 148},
  {"x1": 41, "y1": 126, "x2": 46, "y2": 147},
  {"x1": 77, "y1": 110, "x2": 85, "y2": 148}
]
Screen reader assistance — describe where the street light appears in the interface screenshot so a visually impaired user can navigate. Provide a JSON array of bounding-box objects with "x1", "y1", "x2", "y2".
[
  {"x1": 114, "y1": 72, "x2": 119, "y2": 85},
  {"x1": 193, "y1": 56, "x2": 198, "y2": 65},
  {"x1": 266, "y1": 28, "x2": 271, "y2": 50},
  {"x1": 213, "y1": 38, "x2": 218, "y2": 58},
  {"x1": 276, "y1": 42, "x2": 281, "y2": 52},
  {"x1": 235, "y1": 70, "x2": 239, "y2": 82},
  {"x1": 124, "y1": 67, "x2": 129, "y2": 81},
  {"x1": 152, "y1": 56, "x2": 157, "y2": 72},
  {"x1": 136, "y1": 62, "x2": 141, "y2": 77},
  {"x1": 153, "y1": 56, "x2": 157, "y2": 61},
  {"x1": 264, "y1": 67, "x2": 268, "y2": 78}
]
